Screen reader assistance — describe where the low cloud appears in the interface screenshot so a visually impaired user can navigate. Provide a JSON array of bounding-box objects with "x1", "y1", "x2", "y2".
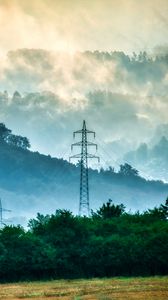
[{"x1": 0, "y1": 48, "x2": 168, "y2": 162}]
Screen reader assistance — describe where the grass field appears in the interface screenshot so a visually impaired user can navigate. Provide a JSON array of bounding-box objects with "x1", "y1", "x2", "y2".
[{"x1": 0, "y1": 277, "x2": 168, "y2": 300}]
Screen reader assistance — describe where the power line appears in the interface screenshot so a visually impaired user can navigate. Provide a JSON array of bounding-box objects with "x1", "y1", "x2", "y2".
[{"x1": 96, "y1": 135, "x2": 148, "y2": 176}]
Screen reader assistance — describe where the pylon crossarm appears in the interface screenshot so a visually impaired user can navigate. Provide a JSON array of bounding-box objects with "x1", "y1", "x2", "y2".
[
  {"x1": 87, "y1": 142, "x2": 97, "y2": 149},
  {"x1": 73, "y1": 130, "x2": 95, "y2": 138},
  {"x1": 71, "y1": 141, "x2": 97, "y2": 150},
  {"x1": 69, "y1": 154, "x2": 82, "y2": 162},
  {"x1": 85, "y1": 130, "x2": 95, "y2": 138},
  {"x1": 87, "y1": 154, "x2": 100, "y2": 162},
  {"x1": 71, "y1": 142, "x2": 82, "y2": 150},
  {"x1": 73, "y1": 130, "x2": 82, "y2": 138}
]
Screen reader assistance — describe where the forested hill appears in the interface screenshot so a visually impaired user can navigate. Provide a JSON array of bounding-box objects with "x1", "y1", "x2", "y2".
[{"x1": 0, "y1": 123, "x2": 168, "y2": 225}]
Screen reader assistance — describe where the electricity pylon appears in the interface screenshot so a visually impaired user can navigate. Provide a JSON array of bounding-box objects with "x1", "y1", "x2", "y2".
[
  {"x1": 0, "y1": 198, "x2": 11, "y2": 228},
  {"x1": 70, "y1": 120, "x2": 99, "y2": 216}
]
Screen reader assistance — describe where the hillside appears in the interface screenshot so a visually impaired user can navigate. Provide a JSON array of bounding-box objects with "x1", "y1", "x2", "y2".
[
  {"x1": 124, "y1": 136, "x2": 168, "y2": 181},
  {"x1": 0, "y1": 123, "x2": 168, "y2": 225}
]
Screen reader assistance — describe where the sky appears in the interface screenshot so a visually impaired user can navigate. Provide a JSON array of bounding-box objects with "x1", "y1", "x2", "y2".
[
  {"x1": 1, "y1": 0, "x2": 168, "y2": 224},
  {"x1": 0, "y1": 0, "x2": 168, "y2": 55},
  {"x1": 0, "y1": 0, "x2": 168, "y2": 173}
]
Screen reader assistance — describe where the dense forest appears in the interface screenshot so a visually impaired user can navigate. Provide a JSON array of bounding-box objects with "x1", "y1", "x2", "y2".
[
  {"x1": 0, "y1": 199, "x2": 168, "y2": 282},
  {"x1": 0, "y1": 123, "x2": 168, "y2": 225}
]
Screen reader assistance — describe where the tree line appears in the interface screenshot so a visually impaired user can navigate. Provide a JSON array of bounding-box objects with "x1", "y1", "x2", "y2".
[
  {"x1": 0, "y1": 123, "x2": 30, "y2": 150},
  {"x1": 0, "y1": 199, "x2": 167, "y2": 282}
]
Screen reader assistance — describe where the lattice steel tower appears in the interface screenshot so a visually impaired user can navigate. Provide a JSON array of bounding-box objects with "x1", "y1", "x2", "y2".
[
  {"x1": 70, "y1": 121, "x2": 99, "y2": 216},
  {"x1": 0, "y1": 198, "x2": 11, "y2": 228}
]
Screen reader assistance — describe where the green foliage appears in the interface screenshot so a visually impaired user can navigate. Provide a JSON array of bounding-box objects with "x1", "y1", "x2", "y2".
[
  {"x1": 0, "y1": 199, "x2": 168, "y2": 282},
  {"x1": 145, "y1": 197, "x2": 168, "y2": 221},
  {"x1": 92, "y1": 199, "x2": 125, "y2": 219}
]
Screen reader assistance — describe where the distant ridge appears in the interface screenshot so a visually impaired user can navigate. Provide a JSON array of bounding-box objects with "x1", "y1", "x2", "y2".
[{"x1": 0, "y1": 123, "x2": 167, "y2": 225}]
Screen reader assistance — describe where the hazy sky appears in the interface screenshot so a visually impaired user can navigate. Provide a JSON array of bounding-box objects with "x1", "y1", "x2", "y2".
[
  {"x1": 0, "y1": 0, "x2": 168, "y2": 169},
  {"x1": 0, "y1": 0, "x2": 168, "y2": 55},
  {"x1": 1, "y1": 0, "x2": 168, "y2": 222}
]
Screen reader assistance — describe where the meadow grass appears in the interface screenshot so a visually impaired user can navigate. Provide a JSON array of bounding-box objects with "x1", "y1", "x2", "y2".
[{"x1": 0, "y1": 276, "x2": 168, "y2": 300}]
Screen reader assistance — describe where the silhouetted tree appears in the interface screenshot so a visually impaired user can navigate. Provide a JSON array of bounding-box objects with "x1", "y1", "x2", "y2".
[
  {"x1": 119, "y1": 163, "x2": 139, "y2": 176},
  {"x1": 7, "y1": 134, "x2": 30, "y2": 149},
  {"x1": 147, "y1": 197, "x2": 168, "y2": 220},
  {"x1": 93, "y1": 199, "x2": 125, "y2": 219},
  {"x1": 0, "y1": 123, "x2": 11, "y2": 142}
]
